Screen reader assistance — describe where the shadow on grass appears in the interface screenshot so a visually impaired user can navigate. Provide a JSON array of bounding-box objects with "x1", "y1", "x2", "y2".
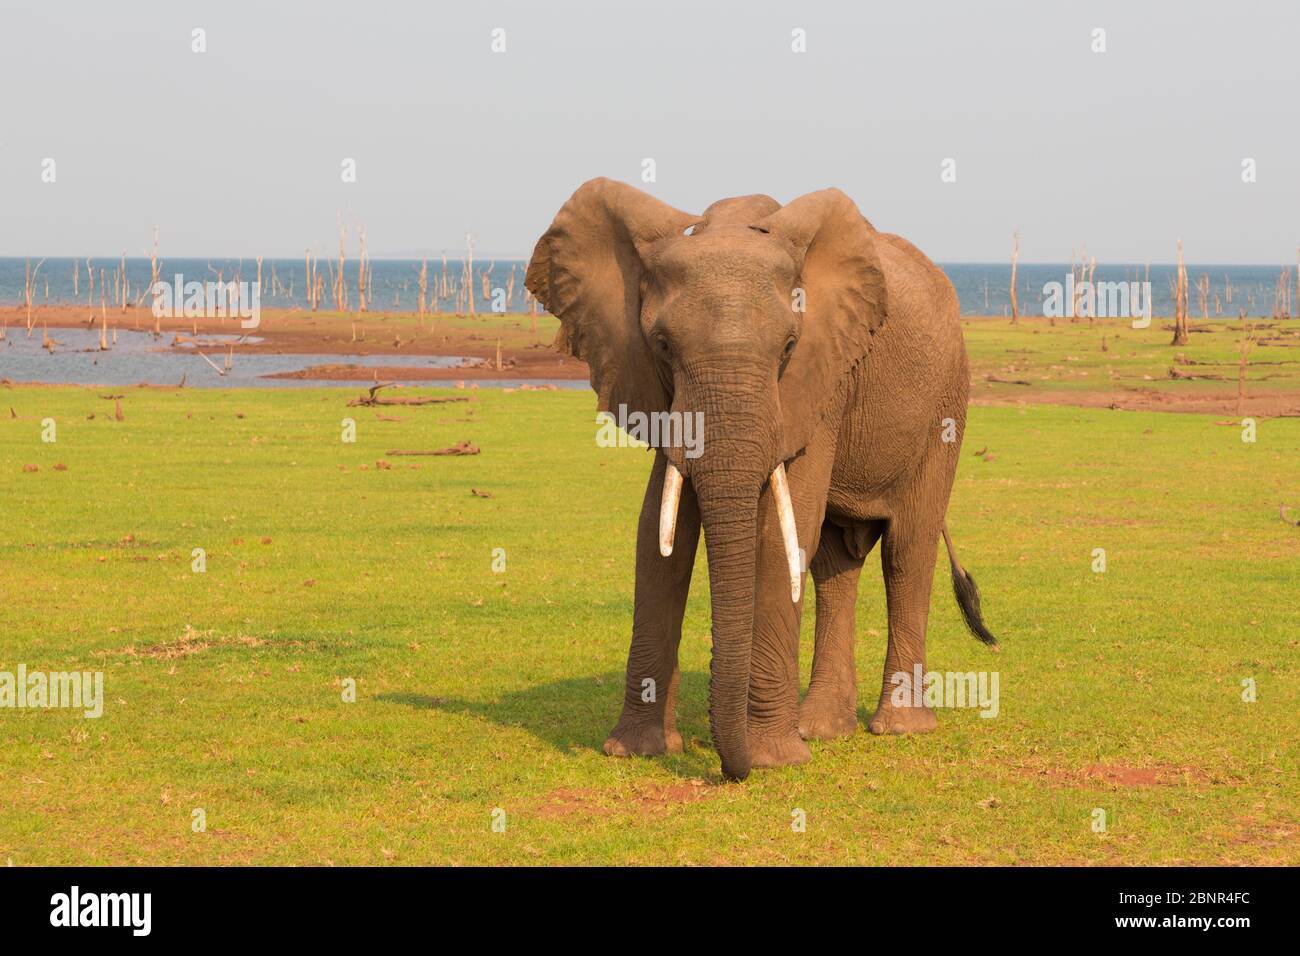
[{"x1": 376, "y1": 669, "x2": 720, "y2": 779}]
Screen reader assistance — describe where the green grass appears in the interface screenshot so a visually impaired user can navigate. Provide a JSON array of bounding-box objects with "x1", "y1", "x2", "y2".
[
  {"x1": 961, "y1": 315, "x2": 1300, "y2": 401},
  {"x1": 0, "y1": 379, "x2": 1296, "y2": 865}
]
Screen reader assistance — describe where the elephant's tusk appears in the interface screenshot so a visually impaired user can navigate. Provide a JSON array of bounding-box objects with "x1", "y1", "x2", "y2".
[
  {"x1": 770, "y1": 463, "x2": 802, "y2": 603},
  {"x1": 659, "y1": 461, "x2": 684, "y2": 557}
]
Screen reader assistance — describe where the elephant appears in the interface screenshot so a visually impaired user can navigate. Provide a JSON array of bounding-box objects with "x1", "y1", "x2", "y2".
[{"x1": 524, "y1": 178, "x2": 998, "y2": 781}]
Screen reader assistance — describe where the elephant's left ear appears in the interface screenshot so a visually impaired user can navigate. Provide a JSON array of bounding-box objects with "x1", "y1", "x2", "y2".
[{"x1": 753, "y1": 188, "x2": 887, "y2": 460}]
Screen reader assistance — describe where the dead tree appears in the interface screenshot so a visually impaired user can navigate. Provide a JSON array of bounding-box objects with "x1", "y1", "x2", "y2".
[
  {"x1": 1009, "y1": 231, "x2": 1020, "y2": 323},
  {"x1": 1171, "y1": 239, "x2": 1190, "y2": 346}
]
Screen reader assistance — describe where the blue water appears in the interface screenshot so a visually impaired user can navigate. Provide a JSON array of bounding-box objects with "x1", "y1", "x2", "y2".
[
  {"x1": 943, "y1": 263, "x2": 1293, "y2": 319},
  {"x1": 2, "y1": 257, "x2": 1293, "y2": 318}
]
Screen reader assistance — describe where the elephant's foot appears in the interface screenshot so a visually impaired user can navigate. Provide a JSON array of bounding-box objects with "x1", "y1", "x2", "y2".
[
  {"x1": 797, "y1": 693, "x2": 859, "y2": 740},
  {"x1": 747, "y1": 729, "x2": 812, "y2": 769},
  {"x1": 602, "y1": 719, "x2": 682, "y2": 757},
  {"x1": 867, "y1": 702, "x2": 937, "y2": 735}
]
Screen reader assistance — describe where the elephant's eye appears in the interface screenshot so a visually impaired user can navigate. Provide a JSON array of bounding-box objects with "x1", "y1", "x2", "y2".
[
  {"x1": 653, "y1": 334, "x2": 671, "y2": 357},
  {"x1": 782, "y1": 335, "x2": 798, "y2": 358}
]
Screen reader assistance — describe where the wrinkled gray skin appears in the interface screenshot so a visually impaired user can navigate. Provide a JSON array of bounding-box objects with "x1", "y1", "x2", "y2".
[{"x1": 526, "y1": 179, "x2": 996, "y2": 781}]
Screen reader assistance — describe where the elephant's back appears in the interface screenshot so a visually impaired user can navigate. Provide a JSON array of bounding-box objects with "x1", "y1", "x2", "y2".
[
  {"x1": 871, "y1": 233, "x2": 967, "y2": 400},
  {"x1": 875, "y1": 232, "x2": 962, "y2": 342}
]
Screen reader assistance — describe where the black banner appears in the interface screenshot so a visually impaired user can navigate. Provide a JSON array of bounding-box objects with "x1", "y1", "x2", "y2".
[{"x1": 0, "y1": 866, "x2": 1279, "y2": 941}]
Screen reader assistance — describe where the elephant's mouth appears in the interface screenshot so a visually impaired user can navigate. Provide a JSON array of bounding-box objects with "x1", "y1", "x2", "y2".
[{"x1": 659, "y1": 459, "x2": 802, "y2": 603}]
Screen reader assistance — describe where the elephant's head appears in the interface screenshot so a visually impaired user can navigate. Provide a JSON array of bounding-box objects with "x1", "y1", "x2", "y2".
[{"x1": 526, "y1": 178, "x2": 887, "y2": 779}]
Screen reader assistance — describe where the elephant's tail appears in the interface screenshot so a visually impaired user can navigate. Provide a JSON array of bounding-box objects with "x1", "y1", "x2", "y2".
[{"x1": 941, "y1": 523, "x2": 998, "y2": 648}]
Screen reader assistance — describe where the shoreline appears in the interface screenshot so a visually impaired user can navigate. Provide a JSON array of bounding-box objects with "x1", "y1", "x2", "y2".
[
  {"x1": 4, "y1": 306, "x2": 1299, "y2": 415},
  {"x1": 2, "y1": 304, "x2": 589, "y2": 380}
]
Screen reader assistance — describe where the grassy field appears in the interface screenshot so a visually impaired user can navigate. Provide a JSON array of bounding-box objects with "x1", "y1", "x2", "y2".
[
  {"x1": 1, "y1": 325, "x2": 1298, "y2": 865},
  {"x1": 962, "y1": 315, "x2": 1300, "y2": 408}
]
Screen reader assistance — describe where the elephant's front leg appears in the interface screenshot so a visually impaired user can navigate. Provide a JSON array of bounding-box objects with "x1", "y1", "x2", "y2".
[
  {"x1": 746, "y1": 456, "x2": 831, "y2": 768},
  {"x1": 604, "y1": 452, "x2": 701, "y2": 757}
]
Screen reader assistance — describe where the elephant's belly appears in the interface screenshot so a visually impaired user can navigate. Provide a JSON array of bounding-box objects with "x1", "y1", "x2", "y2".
[{"x1": 825, "y1": 477, "x2": 893, "y2": 524}]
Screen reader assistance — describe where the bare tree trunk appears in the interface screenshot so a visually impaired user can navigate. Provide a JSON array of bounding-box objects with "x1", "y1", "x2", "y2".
[
  {"x1": 305, "y1": 250, "x2": 315, "y2": 311},
  {"x1": 1070, "y1": 247, "x2": 1084, "y2": 322},
  {"x1": 149, "y1": 225, "x2": 160, "y2": 308},
  {"x1": 1087, "y1": 255, "x2": 1097, "y2": 326},
  {"x1": 99, "y1": 272, "x2": 109, "y2": 350},
  {"x1": 1009, "y1": 231, "x2": 1019, "y2": 323},
  {"x1": 25, "y1": 258, "x2": 47, "y2": 333},
  {"x1": 1237, "y1": 310, "x2": 1252, "y2": 415},
  {"x1": 464, "y1": 234, "x2": 475, "y2": 316},
  {"x1": 418, "y1": 258, "x2": 428, "y2": 327},
  {"x1": 358, "y1": 230, "x2": 368, "y2": 313},
  {"x1": 1171, "y1": 239, "x2": 1189, "y2": 346},
  {"x1": 336, "y1": 216, "x2": 348, "y2": 312}
]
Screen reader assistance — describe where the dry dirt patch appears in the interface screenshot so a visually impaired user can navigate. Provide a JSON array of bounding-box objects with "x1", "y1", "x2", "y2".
[
  {"x1": 535, "y1": 780, "x2": 714, "y2": 821},
  {"x1": 974, "y1": 385, "x2": 1300, "y2": 417},
  {"x1": 1021, "y1": 761, "x2": 1209, "y2": 788},
  {"x1": 1228, "y1": 815, "x2": 1297, "y2": 852},
  {"x1": 103, "y1": 626, "x2": 266, "y2": 660}
]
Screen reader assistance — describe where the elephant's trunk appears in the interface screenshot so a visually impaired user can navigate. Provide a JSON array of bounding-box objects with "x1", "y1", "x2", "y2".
[
  {"x1": 678, "y1": 366, "x2": 782, "y2": 781},
  {"x1": 692, "y1": 461, "x2": 764, "y2": 781}
]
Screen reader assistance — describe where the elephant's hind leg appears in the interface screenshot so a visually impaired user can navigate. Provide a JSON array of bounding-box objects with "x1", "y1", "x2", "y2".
[
  {"x1": 798, "y1": 520, "x2": 879, "y2": 740},
  {"x1": 604, "y1": 453, "x2": 700, "y2": 758},
  {"x1": 868, "y1": 516, "x2": 942, "y2": 735}
]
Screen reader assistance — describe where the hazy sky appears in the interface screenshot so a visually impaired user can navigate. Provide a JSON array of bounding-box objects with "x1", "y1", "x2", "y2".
[{"x1": 2, "y1": 0, "x2": 1296, "y2": 263}]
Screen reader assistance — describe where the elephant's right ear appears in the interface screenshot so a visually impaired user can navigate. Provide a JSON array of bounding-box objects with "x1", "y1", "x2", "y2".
[
  {"x1": 752, "y1": 189, "x2": 888, "y2": 460},
  {"x1": 525, "y1": 178, "x2": 697, "y2": 416}
]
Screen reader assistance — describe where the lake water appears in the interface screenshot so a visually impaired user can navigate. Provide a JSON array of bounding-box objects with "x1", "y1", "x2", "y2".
[
  {"x1": 0, "y1": 327, "x2": 587, "y2": 389},
  {"x1": 2, "y1": 257, "x2": 1294, "y2": 319}
]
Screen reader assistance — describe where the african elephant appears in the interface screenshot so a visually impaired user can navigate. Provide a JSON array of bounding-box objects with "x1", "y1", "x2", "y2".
[{"x1": 525, "y1": 178, "x2": 998, "y2": 781}]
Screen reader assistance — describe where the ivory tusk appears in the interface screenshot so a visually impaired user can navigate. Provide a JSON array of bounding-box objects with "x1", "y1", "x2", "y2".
[
  {"x1": 770, "y1": 463, "x2": 802, "y2": 603},
  {"x1": 659, "y1": 461, "x2": 683, "y2": 557}
]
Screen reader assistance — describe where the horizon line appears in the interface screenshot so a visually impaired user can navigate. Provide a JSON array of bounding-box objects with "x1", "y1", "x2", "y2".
[{"x1": 0, "y1": 255, "x2": 1296, "y2": 269}]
